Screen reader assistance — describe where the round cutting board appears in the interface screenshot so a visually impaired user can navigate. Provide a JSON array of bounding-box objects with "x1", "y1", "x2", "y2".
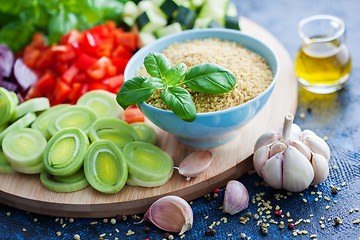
[{"x1": 0, "y1": 18, "x2": 298, "y2": 218}]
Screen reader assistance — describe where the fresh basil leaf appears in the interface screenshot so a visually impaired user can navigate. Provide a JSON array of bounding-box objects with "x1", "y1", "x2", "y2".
[
  {"x1": 142, "y1": 77, "x2": 166, "y2": 89},
  {"x1": 165, "y1": 63, "x2": 187, "y2": 85},
  {"x1": 144, "y1": 52, "x2": 170, "y2": 79},
  {"x1": 0, "y1": 20, "x2": 34, "y2": 52},
  {"x1": 48, "y1": 8, "x2": 78, "y2": 44},
  {"x1": 116, "y1": 76, "x2": 154, "y2": 109},
  {"x1": 182, "y1": 63, "x2": 237, "y2": 94},
  {"x1": 160, "y1": 87, "x2": 196, "y2": 122}
]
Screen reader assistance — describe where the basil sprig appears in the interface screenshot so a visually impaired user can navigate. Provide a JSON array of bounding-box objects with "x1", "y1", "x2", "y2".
[{"x1": 116, "y1": 52, "x2": 237, "y2": 122}]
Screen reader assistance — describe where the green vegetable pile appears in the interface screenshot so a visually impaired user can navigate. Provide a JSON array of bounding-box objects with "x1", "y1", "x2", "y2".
[
  {"x1": 116, "y1": 52, "x2": 237, "y2": 122},
  {"x1": 0, "y1": 0, "x2": 128, "y2": 51}
]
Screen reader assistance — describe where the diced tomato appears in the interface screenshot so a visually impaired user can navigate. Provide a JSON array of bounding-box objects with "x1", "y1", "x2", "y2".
[
  {"x1": 35, "y1": 73, "x2": 55, "y2": 94},
  {"x1": 105, "y1": 21, "x2": 117, "y2": 32},
  {"x1": 81, "y1": 31, "x2": 102, "y2": 56},
  {"x1": 112, "y1": 57, "x2": 129, "y2": 73},
  {"x1": 53, "y1": 81, "x2": 72, "y2": 104},
  {"x1": 112, "y1": 45, "x2": 133, "y2": 59},
  {"x1": 52, "y1": 61, "x2": 68, "y2": 75},
  {"x1": 75, "y1": 53, "x2": 97, "y2": 71},
  {"x1": 103, "y1": 74, "x2": 124, "y2": 92},
  {"x1": 55, "y1": 45, "x2": 76, "y2": 62},
  {"x1": 68, "y1": 82, "x2": 83, "y2": 103},
  {"x1": 86, "y1": 56, "x2": 113, "y2": 80},
  {"x1": 31, "y1": 33, "x2": 46, "y2": 49},
  {"x1": 72, "y1": 73, "x2": 87, "y2": 83},
  {"x1": 123, "y1": 106, "x2": 145, "y2": 124},
  {"x1": 114, "y1": 32, "x2": 138, "y2": 52},
  {"x1": 35, "y1": 49, "x2": 53, "y2": 71},
  {"x1": 22, "y1": 46, "x2": 41, "y2": 68},
  {"x1": 60, "y1": 29, "x2": 82, "y2": 44},
  {"x1": 88, "y1": 82, "x2": 109, "y2": 91},
  {"x1": 61, "y1": 64, "x2": 79, "y2": 84},
  {"x1": 94, "y1": 38, "x2": 114, "y2": 58}
]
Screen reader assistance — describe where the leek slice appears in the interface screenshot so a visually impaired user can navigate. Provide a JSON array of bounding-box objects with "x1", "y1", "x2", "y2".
[
  {"x1": 126, "y1": 169, "x2": 173, "y2": 187},
  {"x1": 0, "y1": 148, "x2": 15, "y2": 173},
  {"x1": 40, "y1": 170, "x2": 89, "y2": 192},
  {"x1": 48, "y1": 105, "x2": 97, "y2": 136},
  {"x1": 2, "y1": 128, "x2": 47, "y2": 168},
  {"x1": 10, "y1": 97, "x2": 50, "y2": 122},
  {"x1": 31, "y1": 104, "x2": 70, "y2": 140},
  {"x1": 84, "y1": 140, "x2": 128, "y2": 194},
  {"x1": 0, "y1": 112, "x2": 36, "y2": 144},
  {"x1": 122, "y1": 142, "x2": 173, "y2": 187},
  {"x1": 0, "y1": 87, "x2": 18, "y2": 126},
  {"x1": 43, "y1": 127, "x2": 89, "y2": 176},
  {"x1": 131, "y1": 122, "x2": 157, "y2": 144},
  {"x1": 54, "y1": 168, "x2": 87, "y2": 183},
  {"x1": 89, "y1": 118, "x2": 139, "y2": 148},
  {"x1": 0, "y1": 123, "x2": 8, "y2": 133},
  {"x1": 77, "y1": 90, "x2": 124, "y2": 118},
  {"x1": 11, "y1": 161, "x2": 44, "y2": 174}
]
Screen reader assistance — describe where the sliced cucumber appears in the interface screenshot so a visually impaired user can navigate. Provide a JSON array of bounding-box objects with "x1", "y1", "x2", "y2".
[
  {"x1": 40, "y1": 170, "x2": 89, "y2": 193},
  {"x1": 0, "y1": 112, "x2": 36, "y2": 144},
  {"x1": 0, "y1": 148, "x2": 15, "y2": 174},
  {"x1": 10, "y1": 97, "x2": 50, "y2": 122},
  {"x1": 159, "y1": 0, "x2": 179, "y2": 18},
  {"x1": 31, "y1": 104, "x2": 70, "y2": 140},
  {"x1": 76, "y1": 90, "x2": 124, "y2": 119},
  {"x1": 43, "y1": 127, "x2": 89, "y2": 176},
  {"x1": 2, "y1": 128, "x2": 47, "y2": 168},
  {"x1": 0, "y1": 87, "x2": 18, "y2": 126},
  {"x1": 130, "y1": 122, "x2": 157, "y2": 144},
  {"x1": 84, "y1": 140, "x2": 128, "y2": 194},
  {"x1": 155, "y1": 22, "x2": 183, "y2": 38},
  {"x1": 173, "y1": 6, "x2": 197, "y2": 29},
  {"x1": 48, "y1": 105, "x2": 97, "y2": 136},
  {"x1": 122, "y1": 142, "x2": 173, "y2": 187}
]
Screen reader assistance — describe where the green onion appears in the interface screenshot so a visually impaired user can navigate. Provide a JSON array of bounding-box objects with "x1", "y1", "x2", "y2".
[
  {"x1": 43, "y1": 127, "x2": 89, "y2": 176},
  {"x1": 40, "y1": 169, "x2": 89, "y2": 192},
  {"x1": 10, "y1": 97, "x2": 50, "y2": 122},
  {"x1": 0, "y1": 112, "x2": 36, "y2": 144},
  {"x1": 122, "y1": 142, "x2": 173, "y2": 187},
  {"x1": 48, "y1": 105, "x2": 97, "y2": 136},
  {"x1": 0, "y1": 148, "x2": 15, "y2": 174},
  {"x1": 89, "y1": 118, "x2": 139, "y2": 149},
  {"x1": 31, "y1": 104, "x2": 70, "y2": 140},
  {"x1": 84, "y1": 140, "x2": 128, "y2": 194},
  {"x1": 77, "y1": 90, "x2": 124, "y2": 118},
  {"x1": 2, "y1": 128, "x2": 47, "y2": 170},
  {"x1": 130, "y1": 122, "x2": 157, "y2": 144},
  {"x1": 0, "y1": 87, "x2": 18, "y2": 126}
]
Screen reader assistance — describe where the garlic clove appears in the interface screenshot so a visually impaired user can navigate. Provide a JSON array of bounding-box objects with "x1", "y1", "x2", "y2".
[
  {"x1": 301, "y1": 129, "x2": 317, "y2": 138},
  {"x1": 223, "y1": 180, "x2": 249, "y2": 215},
  {"x1": 253, "y1": 145, "x2": 270, "y2": 177},
  {"x1": 269, "y1": 142, "x2": 286, "y2": 158},
  {"x1": 290, "y1": 123, "x2": 302, "y2": 139},
  {"x1": 262, "y1": 153, "x2": 283, "y2": 189},
  {"x1": 144, "y1": 195, "x2": 193, "y2": 235},
  {"x1": 311, "y1": 153, "x2": 329, "y2": 185},
  {"x1": 254, "y1": 130, "x2": 281, "y2": 152},
  {"x1": 177, "y1": 150, "x2": 212, "y2": 180},
  {"x1": 283, "y1": 146, "x2": 314, "y2": 192},
  {"x1": 289, "y1": 140, "x2": 312, "y2": 161},
  {"x1": 301, "y1": 134, "x2": 330, "y2": 160}
]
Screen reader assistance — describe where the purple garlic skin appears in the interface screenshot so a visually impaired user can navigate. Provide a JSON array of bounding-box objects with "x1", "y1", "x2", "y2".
[
  {"x1": 223, "y1": 180, "x2": 249, "y2": 215},
  {"x1": 177, "y1": 150, "x2": 213, "y2": 180},
  {"x1": 253, "y1": 113, "x2": 330, "y2": 192}
]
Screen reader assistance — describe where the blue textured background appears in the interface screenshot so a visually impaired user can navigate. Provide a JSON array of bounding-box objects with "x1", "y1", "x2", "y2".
[{"x1": 1, "y1": 0, "x2": 360, "y2": 239}]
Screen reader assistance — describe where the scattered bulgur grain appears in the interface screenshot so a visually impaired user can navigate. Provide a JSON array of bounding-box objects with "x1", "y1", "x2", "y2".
[
  {"x1": 321, "y1": 224, "x2": 325, "y2": 229},
  {"x1": 303, "y1": 199, "x2": 308, "y2": 203},
  {"x1": 90, "y1": 221, "x2": 98, "y2": 225},
  {"x1": 99, "y1": 233, "x2": 106, "y2": 238},
  {"x1": 353, "y1": 219, "x2": 360, "y2": 224},
  {"x1": 350, "y1": 209, "x2": 354, "y2": 213},
  {"x1": 56, "y1": 231, "x2": 61, "y2": 237},
  {"x1": 299, "y1": 112, "x2": 306, "y2": 119},
  {"x1": 74, "y1": 234, "x2": 80, "y2": 240},
  {"x1": 22, "y1": 228, "x2": 27, "y2": 232},
  {"x1": 6, "y1": 212, "x2": 11, "y2": 216},
  {"x1": 325, "y1": 205, "x2": 330, "y2": 210},
  {"x1": 126, "y1": 230, "x2": 135, "y2": 236}
]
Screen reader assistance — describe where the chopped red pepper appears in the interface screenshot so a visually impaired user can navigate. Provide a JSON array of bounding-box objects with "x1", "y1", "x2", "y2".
[{"x1": 123, "y1": 106, "x2": 145, "y2": 124}]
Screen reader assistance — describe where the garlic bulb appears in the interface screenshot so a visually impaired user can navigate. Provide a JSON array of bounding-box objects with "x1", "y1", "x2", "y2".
[
  {"x1": 175, "y1": 150, "x2": 213, "y2": 180},
  {"x1": 253, "y1": 113, "x2": 330, "y2": 192},
  {"x1": 223, "y1": 180, "x2": 249, "y2": 215},
  {"x1": 144, "y1": 195, "x2": 193, "y2": 235}
]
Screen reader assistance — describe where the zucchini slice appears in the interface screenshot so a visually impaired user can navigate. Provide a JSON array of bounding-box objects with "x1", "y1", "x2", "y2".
[
  {"x1": 173, "y1": 6, "x2": 197, "y2": 29},
  {"x1": 0, "y1": 87, "x2": 18, "y2": 126},
  {"x1": 136, "y1": 10, "x2": 167, "y2": 33},
  {"x1": 43, "y1": 127, "x2": 89, "y2": 176},
  {"x1": 160, "y1": 0, "x2": 179, "y2": 18},
  {"x1": 0, "y1": 112, "x2": 36, "y2": 144},
  {"x1": 123, "y1": 142, "x2": 173, "y2": 187},
  {"x1": 10, "y1": 97, "x2": 50, "y2": 122},
  {"x1": 40, "y1": 170, "x2": 89, "y2": 193},
  {"x1": 31, "y1": 104, "x2": 70, "y2": 140},
  {"x1": 0, "y1": 148, "x2": 15, "y2": 174},
  {"x1": 155, "y1": 22, "x2": 183, "y2": 38},
  {"x1": 76, "y1": 90, "x2": 124, "y2": 118},
  {"x1": 84, "y1": 140, "x2": 128, "y2": 194},
  {"x1": 2, "y1": 128, "x2": 47, "y2": 169},
  {"x1": 48, "y1": 105, "x2": 97, "y2": 136},
  {"x1": 130, "y1": 122, "x2": 157, "y2": 144}
]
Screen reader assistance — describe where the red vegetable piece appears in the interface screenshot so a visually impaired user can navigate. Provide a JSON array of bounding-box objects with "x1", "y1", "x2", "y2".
[
  {"x1": 81, "y1": 31, "x2": 102, "y2": 55},
  {"x1": 60, "y1": 29, "x2": 82, "y2": 45},
  {"x1": 61, "y1": 64, "x2": 79, "y2": 84},
  {"x1": 35, "y1": 73, "x2": 55, "y2": 94},
  {"x1": 115, "y1": 32, "x2": 138, "y2": 52},
  {"x1": 35, "y1": 49, "x2": 53, "y2": 71},
  {"x1": 68, "y1": 82, "x2": 83, "y2": 103},
  {"x1": 112, "y1": 45, "x2": 133, "y2": 59},
  {"x1": 123, "y1": 106, "x2": 145, "y2": 124},
  {"x1": 53, "y1": 80, "x2": 72, "y2": 104},
  {"x1": 75, "y1": 53, "x2": 97, "y2": 71},
  {"x1": 22, "y1": 46, "x2": 41, "y2": 69},
  {"x1": 103, "y1": 74, "x2": 124, "y2": 91},
  {"x1": 112, "y1": 57, "x2": 129, "y2": 73},
  {"x1": 88, "y1": 82, "x2": 109, "y2": 91},
  {"x1": 86, "y1": 56, "x2": 111, "y2": 80},
  {"x1": 72, "y1": 72, "x2": 87, "y2": 83},
  {"x1": 31, "y1": 33, "x2": 46, "y2": 49}
]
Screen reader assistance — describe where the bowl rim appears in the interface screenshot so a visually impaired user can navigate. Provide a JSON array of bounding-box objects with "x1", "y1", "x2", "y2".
[{"x1": 125, "y1": 28, "x2": 280, "y2": 117}]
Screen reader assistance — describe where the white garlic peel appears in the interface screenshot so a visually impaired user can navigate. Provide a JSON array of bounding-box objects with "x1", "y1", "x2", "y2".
[
  {"x1": 176, "y1": 150, "x2": 213, "y2": 180},
  {"x1": 253, "y1": 113, "x2": 330, "y2": 192},
  {"x1": 144, "y1": 195, "x2": 193, "y2": 235},
  {"x1": 223, "y1": 180, "x2": 249, "y2": 215}
]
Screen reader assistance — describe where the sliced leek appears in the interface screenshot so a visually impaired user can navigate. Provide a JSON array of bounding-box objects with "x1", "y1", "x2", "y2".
[
  {"x1": 0, "y1": 148, "x2": 15, "y2": 173},
  {"x1": 89, "y1": 118, "x2": 139, "y2": 149},
  {"x1": 122, "y1": 142, "x2": 173, "y2": 187},
  {"x1": 0, "y1": 123, "x2": 8, "y2": 133},
  {"x1": 48, "y1": 105, "x2": 97, "y2": 136},
  {"x1": 131, "y1": 122, "x2": 157, "y2": 144},
  {"x1": 54, "y1": 168, "x2": 87, "y2": 184},
  {"x1": 2, "y1": 128, "x2": 46, "y2": 169},
  {"x1": 77, "y1": 90, "x2": 124, "y2": 118},
  {"x1": 0, "y1": 87, "x2": 18, "y2": 126},
  {"x1": 84, "y1": 140, "x2": 128, "y2": 194},
  {"x1": 40, "y1": 169, "x2": 89, "y2": 192},
  {"x1": 10, "y1": 97, "x2": 50, "y2": 122},
  {"x1": 0, "y1": 112, "x2": 36, "y2": 144},
  {"x1": 43, "y1": 127, "x2": 89, "y2": 176},
  {"x1": 31, "y1": 104, "x2": 70, "y2": 140},
  {"x1": 11, "y1": 161, "x2": 44, "y2": 174}
]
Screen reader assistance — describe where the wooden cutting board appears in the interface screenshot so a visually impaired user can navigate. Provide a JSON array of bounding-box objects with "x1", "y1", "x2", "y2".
[{"x1": 0, "y1": 18, "x2": 298, "y2": 218}]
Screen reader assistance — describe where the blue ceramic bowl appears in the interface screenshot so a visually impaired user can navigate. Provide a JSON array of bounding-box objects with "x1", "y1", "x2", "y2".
[{"x1": 124, "y1": 29, "x2": 279, "y2": 148}]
